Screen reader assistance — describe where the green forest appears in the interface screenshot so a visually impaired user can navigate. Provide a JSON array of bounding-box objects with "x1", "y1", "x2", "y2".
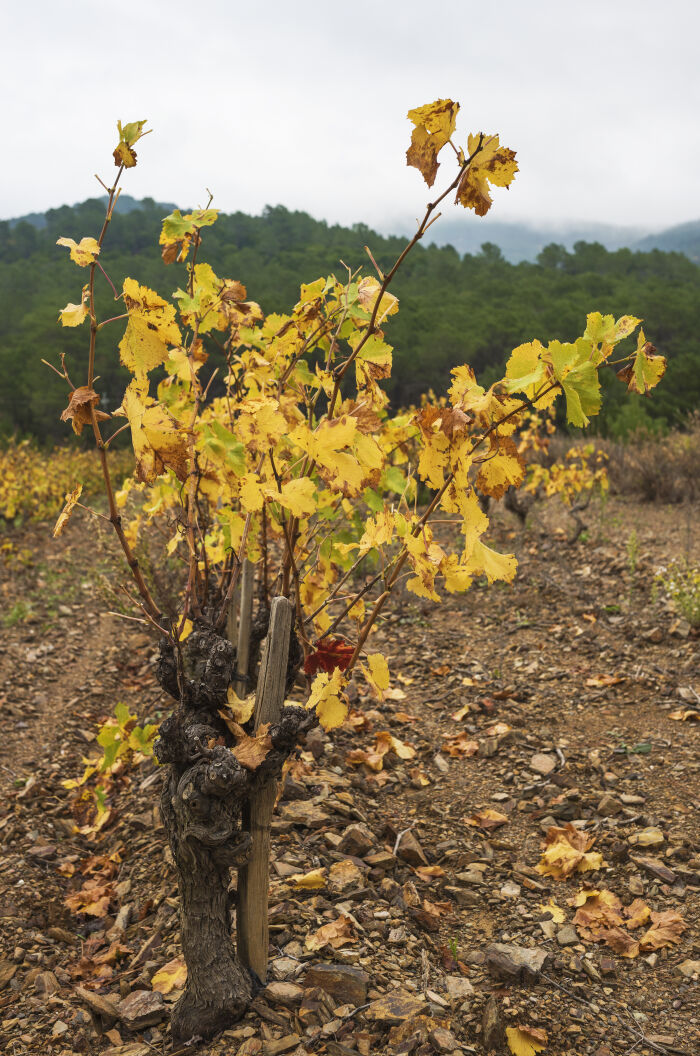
[{"x1": 1, "y1": 196, "x2": 698, "y2": 442}]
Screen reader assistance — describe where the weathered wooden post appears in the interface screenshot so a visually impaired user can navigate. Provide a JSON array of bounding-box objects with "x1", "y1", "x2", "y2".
[
  {"x1": 234, "y1": 558, "x2": 255, "y2": 695},
  {"x1": 237, "y1": 595, "x2": 293, "y2": 981}
]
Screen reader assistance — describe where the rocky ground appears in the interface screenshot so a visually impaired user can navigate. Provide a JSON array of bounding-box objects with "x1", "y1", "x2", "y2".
[{"x1": 0, "y1": 495, "x2": 698, "y2": 1056}]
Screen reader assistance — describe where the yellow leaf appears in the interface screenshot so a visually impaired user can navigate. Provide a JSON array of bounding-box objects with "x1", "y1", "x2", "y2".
[
  {"x1": 476, "y1": 437, "x2": 525, "y2": 499},
  {"x1": 58, "y1": 285, "x2": 90, "y2": 326},
  {"x1": 464, "y1": 538, "x2": 517, "y2": 584},
  {"x1": 56, "y1": 236, "x2": 101, "y2": 267},
  {"x1": 119, "y1": 381, "x2": 189, "y2": 484},
  {"x1": 237, "y1": 397, "x2": 288, "y2": 454},
  {"x1": 536, "y1": 824, "x2": 606, "y2": 880},
  {"x1": 456, "y1": 134, "x2": 518, "y2": 216},
  {"x1": 356, "y1": 277, "x2": 399, "y2": 326},
  {"x1": 467, "y1": 808, "x2": 509, "y2": 830},
  {"x1": 225, "y1": 687, "x2": 255, "y2": 724},
  {"x1": 177, "y1": 619, "x2": 193, "y2": 642},
  {"x1": 273, "y1": 477, "x2": 316, "y2": 519},
  {"x1": 506, "y1": 1025, "x2": 547, "y2": 1056},
  {"x1": 119, "y1": 279, "x2": 181, "y2": 378},
  {"x1": 151, "y1": 956, "x2": 187, "y2": 994},
  {"x1": 365, "y1": 652, "x2": 390, "y2": 693},
  {"x1": 406, "y1": 98, "x2": 460, "y2": 186},
  {"x1": 239, "y1": 473, "x2": 265, "y2": 512},
  {"x1": 291, "y1": 868, "x2": 327, "y2": 890},
  {"x1": 305, "y1": 668, "x2": 348, "y2": 731},
  {"x1": 374, "y1": 730, "x2": 416, "y2": 761},
  {"x1": 538, "y1": 899, "x2": 565, "y2": 924},
  {"x1": 53, "y1": 484, "x2": 83, "y2": 538}
]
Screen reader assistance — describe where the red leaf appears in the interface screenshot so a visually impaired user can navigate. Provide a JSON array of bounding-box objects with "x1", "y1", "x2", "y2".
[{"x1": 304, "y1": 637, "x2": 354, "y2": 676}]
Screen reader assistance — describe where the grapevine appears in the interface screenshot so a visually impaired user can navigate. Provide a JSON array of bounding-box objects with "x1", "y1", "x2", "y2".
[{"x1": 51, "y1": 100, "x2": 665, "y2": 1041}]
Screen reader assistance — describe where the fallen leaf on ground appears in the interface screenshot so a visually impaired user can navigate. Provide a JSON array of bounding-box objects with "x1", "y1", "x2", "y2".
[
  {"x1": 64, "y1": 879, "x2": 114, "y2": 917},
  {"x1": 572, "y1": 889, "x2": 623, "y2": 937},
  {"x1": 506, "y1": 1024, "x2": 547, "y2": 1056},
  {"x1": 414, "y1": 865, "x2": 446, "y2": 883},
  {"x1": 538, "y1": 900, "x2": 565, "y2": 924},
  {"x1": 442, "y1": 732, "x2": 479, "y2": 757},
  {"x1": 467, "y1": 808, "x2": 509, "y2": 830},
  {"x1": 151, "y1": 957, "x2": 187, "y2": 994},
  {"x1": 640, "y1": 910, "x2": 687, "y2": 950},
  {"x1": 624, "y1": 898, "x2": 651, "y2": 930},
  {"x1": 669, "y1": 708, "x2": 699, "y2": 721},
  {"x1": 536, "y1": 824, "x2": 605, "y2": 880},
  {"x1": 305, "y1": 914, "x2": 356, "y2": 951},
  {"x1": 291, "y1": 868, "x2": 327, "y2": 890},
  {"x1": 585, "y1": 674, "x2": 625, "y2": 687},
  {"x1": 597, "y1": 927, "x2": 640, "y2": 958}
]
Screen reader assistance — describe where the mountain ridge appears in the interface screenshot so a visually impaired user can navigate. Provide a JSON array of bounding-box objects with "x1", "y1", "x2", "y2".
[{"x1": 5, "y1": 197, "x2": 700, "y2": 264}]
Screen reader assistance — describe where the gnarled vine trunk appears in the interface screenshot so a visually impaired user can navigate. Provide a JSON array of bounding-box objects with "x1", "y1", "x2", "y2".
[{"x1": 154, "y1": 620, "x2": 307, "y2": 1046}]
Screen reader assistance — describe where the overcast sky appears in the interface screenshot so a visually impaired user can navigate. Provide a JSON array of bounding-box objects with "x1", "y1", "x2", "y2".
[{"x1": 5, "y1": 0, "x2": 699, "y2": 234}]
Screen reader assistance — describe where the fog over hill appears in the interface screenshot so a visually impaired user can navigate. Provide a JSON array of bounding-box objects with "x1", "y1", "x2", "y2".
[{"x1": 385, "y1": 215, "x2": 700, "y2": 263}]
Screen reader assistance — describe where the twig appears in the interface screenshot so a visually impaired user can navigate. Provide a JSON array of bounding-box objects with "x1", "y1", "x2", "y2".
[{"x1": 392, "y1": 824, "x2": 414, "y2": 856}]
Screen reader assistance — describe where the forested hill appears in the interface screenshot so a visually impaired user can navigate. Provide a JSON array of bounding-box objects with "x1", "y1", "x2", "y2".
[{"x1": 1, "y1": 197, "x2": 699, "y2": 442}]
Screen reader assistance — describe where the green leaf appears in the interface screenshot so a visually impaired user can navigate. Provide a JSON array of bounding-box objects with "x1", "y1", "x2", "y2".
[
  {"x1": 200, "y1": 421, "x2": 246, "y2": 475},
  {"x1": 549, "y1": 338, "x2": 601, "y2": 427},
  {"x1": 362, "y1": 487, "x2": 384, "y2": 513},
  {"x1": 161, "y1": 209, "x2": 218, "y2": 245},
  {"x1": 382, "y1": 465, "x2": 407, "y2": 495},
  {"x1": 617, "y1": 329, "x2": 666, "y2": 395},
  {"x1": 97, "y1": 724, "x2": 125, "y2": 771},
  {"x1": 128, "y1": 724, "x2": 158, "y2": 756},
  {"x1": 114, "y1": 701, "x2": 136, "y2": 729},
  {"x1": 293, "y1": 359, "x2": 318, "y2": 387},
  {"x1": 118, "y1": 119, "x2": 148, "y2": 146}
]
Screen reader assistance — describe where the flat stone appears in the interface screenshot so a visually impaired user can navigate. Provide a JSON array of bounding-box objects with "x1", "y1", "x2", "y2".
[
  {"x1": 34, "y1": 971, "x2": 60, "y2": 996},
  {"x1": 270, "y1": 957, "x2": 301, "y2": 981},
  {"x1": 395, "y1": 830, "x2": 429, "y2": 867},
  {"x1": 364, "y1": 850, "x2": 397, "y2": 870},
  {"x1": 482, "y1": 995, "x2": 503, "y2": 1049},
  {"x1": 596, "y1": 795, "x2": 623, "y2": 817},
  {"x1": 530, "y1": 753, "x2": 557, "y2": 776},
  {"x1": 337, "y1": 823, "x2": 375, "y2": 858},
  {"x1": 630, "y1": 855, "x2": 677, "y2": 885},
  {"x1": 445, "y1": 885, "x2": 481, "y2": 907},
  {"x1": 628, "y1": 827, "x2": 665, "y2": 848},
  {"x1": 262, "y1": 981, "x2": 304, "y2": 1007},
  {"x1": 75, "y1": 985, "x2": 120, "y2": 1028},
  {"x1": 556, "y1": 925, "x2": 579, "y2": 947},
  {"x1": 279, "y1": 801, "x2": 332, "y2": 828},
  {"x1": 675, "y1": 959, "x2": 700, "y2": 980},
  {"x1": 485, "y1": 943, "x2": 548, "y2": 984},
  {"x1": 365, "y1": 990, "x2": 429, "y2": 1026},
  {"x1": 117, "y1": 989, "x2": 167, "y2": 1030},
  {"x1": 302, "y1": 964, "x2": 369, "y2": 1007},
  {"x1": 263, "y1": 1036, "x2": 301, "y2": 1056},
  {"x1": 444, "y1": 975, "x2": 474, "y2": 1001},
  {"x1": 429, "y1": 1026, "x2": 460, "y2": 1052}
]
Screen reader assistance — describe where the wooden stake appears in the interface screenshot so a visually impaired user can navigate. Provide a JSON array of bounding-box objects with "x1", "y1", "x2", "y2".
[
  {"x1": 234, "y1": 559, "x2": 254, "y2": 695},
  {"x1": 237, "y1": 596, "x2": 293, "y2": 982}
]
